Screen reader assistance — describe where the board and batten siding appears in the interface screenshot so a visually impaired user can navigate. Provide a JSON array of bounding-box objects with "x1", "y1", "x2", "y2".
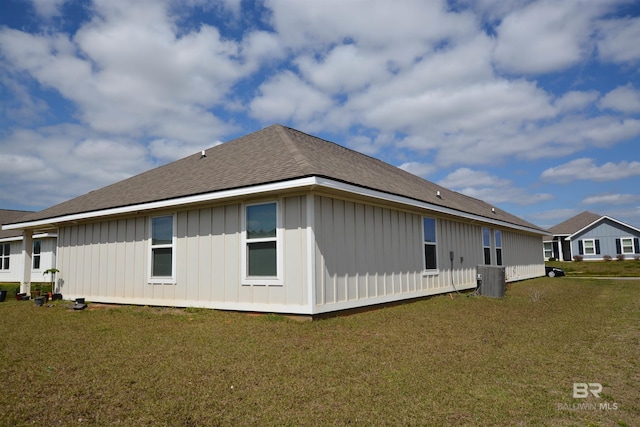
[
  {"x1": 570, "y1": 218, "x2": 640, "y2": 260},
  {"x1": 502, "y1": 231, "x2": 545, "y2": 281},
  {"x1": 0, "y1": 237, "x2": 57, "y2": 283},
  {"x1": 312, "y1": 195, "x2": 480, "y2": 313},
  {"x1": 56, "y1": 195, "x2": 309, "y2": 311}
]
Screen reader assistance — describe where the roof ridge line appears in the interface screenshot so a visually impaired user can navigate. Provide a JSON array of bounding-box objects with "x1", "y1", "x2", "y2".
[{"x1": 275, "y1": 125, "x2": 316, "y2": 175}]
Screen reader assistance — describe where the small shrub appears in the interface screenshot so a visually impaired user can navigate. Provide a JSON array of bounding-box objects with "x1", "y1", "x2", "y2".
[
  {"x1": 528, "y1": 287, "x2": 546, "y2": 303},
  {"x1": 616, "y1": 254, "x2": 626, "y2": 261},
  {"x1": 548, "y1": 257, "x2": 556, "y2": 262},
  {"x1": 0, "y1": 283, "x2": 21, "y2": 295},
  {"x1": 603, "y1": 255, "x2": 612, "y2": 261},
  {"x1": 573, "y1": 255, "x2": 583, "y2": 262}
]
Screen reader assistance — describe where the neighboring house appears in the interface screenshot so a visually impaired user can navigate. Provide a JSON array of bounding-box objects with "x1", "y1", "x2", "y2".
[
  {"x1": 0, "y1": 209, "x2": 57, "y2": 284},
  {"x1": 544, "y1": 211, "x2": 640, "y2": 261},
  {"x1": 3, "y1": 125, "x2": 546, "y2": 315}
]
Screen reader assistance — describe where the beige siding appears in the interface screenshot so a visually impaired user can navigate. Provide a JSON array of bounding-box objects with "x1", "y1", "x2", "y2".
[
  {"x1": 503, "y1": 230, "x2": 546, "y2": 281},
  {"x1": 312, "y1": 195, "x2": 544, "y2": 313},
  {"x1": 57, "y1": 217, "x2": 148, "y2": 300},
  {"x1": 55, "y1": 192, "x2": 542, "y2": 314},
  {"x1": 313, "y1": 196, "x2": 482, "y2": 313},
  {"x1": 56, "y1": 196, "x2": 309, "y2": 311}
]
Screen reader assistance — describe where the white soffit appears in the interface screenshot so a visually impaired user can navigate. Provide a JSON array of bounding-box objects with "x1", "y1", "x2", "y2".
[{"x1": 3, "y1": 176, "x2": 545, "y2": 235}]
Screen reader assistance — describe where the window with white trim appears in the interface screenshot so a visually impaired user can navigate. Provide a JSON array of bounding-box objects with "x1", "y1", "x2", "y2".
[
  {"x1": 33, "y1": 240, "x2": 41, "y2": 270},
  {"x1": 620, "y1": 237, "x2": 634, "y2": 255},
  {"x1": 0, "y1": 243, "x2": 9, "y2": 270},
  {"x1": 150, "y1": 215, "x2": 175, "y2": 281},
  {"x1": 245, "y1": 202, "x2": 279, "y2": 280},
  {"x1": 582, "y1": 239, "x2": 595, "y2": 255},
  {"x1": 494, "y1": 230, "x2": 503, "y2": 266},
  {"x1": 482, "y1": 227, "x2": 491, "y2": 265},
  {"x1": 543, "y1": 242, "x2": 553, "y2": 259},
  {"x1": 423, "y1": 217, "x2": 438, "y2": 272}
]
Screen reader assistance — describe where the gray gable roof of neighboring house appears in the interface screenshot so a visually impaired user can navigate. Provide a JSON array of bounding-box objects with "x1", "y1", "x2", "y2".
[
  {"x1": 0, "y1": 209, "x2": 35, "y2": 239},
  {"x1": 5, "y1": 124, "x2": 545, "y2": 233},
  {"x1": 547, "y1": 211, "x2": 602, "y2": 236}
]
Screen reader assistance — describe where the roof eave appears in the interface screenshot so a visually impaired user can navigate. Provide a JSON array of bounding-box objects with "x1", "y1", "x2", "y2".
[
  {"x1": 3, "y1": 176, "x2": 546, "y2": 235},
  {"x1": 314, "y1": 177, "x2": 547, "y2": 235},
  {"x1": 566, "y1": 215, "x2": 640, "y2": 239}
]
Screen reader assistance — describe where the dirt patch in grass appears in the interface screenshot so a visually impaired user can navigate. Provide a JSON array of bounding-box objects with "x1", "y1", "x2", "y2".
[{"x1": 0, "y1": 278, "x2": 638, "y2": 426}]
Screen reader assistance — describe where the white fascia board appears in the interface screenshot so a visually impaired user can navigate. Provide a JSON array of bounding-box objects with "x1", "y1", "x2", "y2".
[
  {"x1": 314, "y1": 177, "x2": 547, "y2": 235},
  {"x1": 2, "y1": 177, "x2": 319, "y2": 231},
  {"x1": 4, "y1": 175, "x2": 544, "y2": 235},
  {"x1": 0, "y1": 233, "x2": 56, "y2": 242},
  {"x1": 567, "y1": 216, "x2": 640, "y2": 240}
]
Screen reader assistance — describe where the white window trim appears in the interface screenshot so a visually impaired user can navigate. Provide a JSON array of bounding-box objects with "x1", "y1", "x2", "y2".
[
  {"x1": 241, "y1": 200, "x2": 283, "y2": 286},
  {"x1": 0, "y1": 243, "x2": 10, "y2": 271},
  {"x1": 32, "y1": 240, "x2": 42, "y2": 271},
  {"x1": 494, "y1": 230, "x2": 503, "y2": 266},
  {"x1": 583, "y1": 239, "x2": 595, "y2": 255},
  {"x1": 148, "y1": 214, "x2": 177, "y2": 284},
  {"x1": 482, "y1": 227, "x2": 492, "y2": 265},
  {"x1": 620, "y1": 237, "x2": 634, "y2": 255},
  {"x1": 422, "y1": 216, "x2": 439, "y2": 275},
  {"x1": 543, "y1": 242, "x2": 553, "y2": 259}
]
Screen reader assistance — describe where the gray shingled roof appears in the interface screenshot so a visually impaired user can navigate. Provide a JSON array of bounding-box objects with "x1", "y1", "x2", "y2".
[
  {"x1": 547, "y1": 211, "x2": 602, "y2": 235},
  {"x1": 7, "y1": 124, "x2": 544, "y2": 232},
  {"x1": 0, "y1": 209, "x2": 35, "y2": 239}
]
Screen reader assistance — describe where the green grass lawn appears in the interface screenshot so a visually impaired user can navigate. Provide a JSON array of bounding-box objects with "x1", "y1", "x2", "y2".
[
  {"x1": 1, "y1": 278, "x2": 638, "y2": 426},
  {"x1": 547, "y1": 259, "x2": 640, "y2": 277}
]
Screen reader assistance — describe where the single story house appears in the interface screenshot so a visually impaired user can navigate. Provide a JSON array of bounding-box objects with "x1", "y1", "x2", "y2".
[
  {"x1": 543, "y1": 211, "x2": 640, "y2": 261},
  {"x1": 4, "y1": 125, "x2": 547, "y2": 315},
  {"x1": 0, "y1": 209, "x2": 57, "y2": 285}
]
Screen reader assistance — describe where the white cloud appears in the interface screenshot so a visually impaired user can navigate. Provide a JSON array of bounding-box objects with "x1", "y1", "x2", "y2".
[
  {"x1": 265, "y1": 0, "x2": 477, "y2": 53},
  {"x1": 0, "y1": 125, "x2": 154, "y2": 208},
  {"x1": 0, "y1": 73, "x2": 49, "y2": 124},
  {"x1": 554, "y1": 90, "x2": 599, "y2": 113},
  {"x1": 29, "y1": 0, "x2": 68, "y2": 18},
  {"x1": 493, "y1": 1, "x2": 605, "y2": 74},
  {"x1": 541, "y1": 158, "x2": 640, "y2": 183},
  {"x1": 438, "y1": 168, "x2": 509, "y2": 189},
  {"x1": 582, "y1": 193, "x2": 640, "y2": 206},
  {"x1": 438, "y1": 168, "x2": 553, "y2": 206},
  {"x1": 149, "y1": 138, "x2": 215, "y2": 163},
  {"x1": 597, "y1": 16, "x2": 640, "y2": 64},
  {"x1": 295, "y1": 44, "x2": 391, "y2": 95},
  {"x1": 1, "y1": 0, "x2": 639, "y2": 216},
  {"x1": 0, "y1": 0, "x2": 262, "y2": 145},
  {"x1": 398, "y1": 162, "x2": 436, "y2": 178},
  {"x1": 249, "y1": 71, "x2": 334, "y2": 127},
  {"x1": 599, "y1": 84, "x2": 640, "y2": 114},
  {"x1": 528, "y1": 208, "x2": 579, "y2": 225},
  {"x1": 604, "y1": 207, "x2": 640, "y2": 226}
]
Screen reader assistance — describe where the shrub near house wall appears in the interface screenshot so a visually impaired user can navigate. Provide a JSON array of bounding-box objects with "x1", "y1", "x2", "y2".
[{"x1": 0, "y1": 283, "x2": 20, "y2": 296}]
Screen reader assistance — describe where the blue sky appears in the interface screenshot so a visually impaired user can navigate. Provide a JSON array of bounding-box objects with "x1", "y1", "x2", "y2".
[{"x1": 1, "y1": 0, "x2": 639, "y2": 229}]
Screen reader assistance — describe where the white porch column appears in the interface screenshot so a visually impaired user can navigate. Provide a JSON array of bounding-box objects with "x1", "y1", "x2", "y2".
[
  {"x1": 21, "y1": 230, "x2": 33, "y2": 294},
  {"x1": 557, "y1": 237, "x2": 564, "y2": 262}
]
